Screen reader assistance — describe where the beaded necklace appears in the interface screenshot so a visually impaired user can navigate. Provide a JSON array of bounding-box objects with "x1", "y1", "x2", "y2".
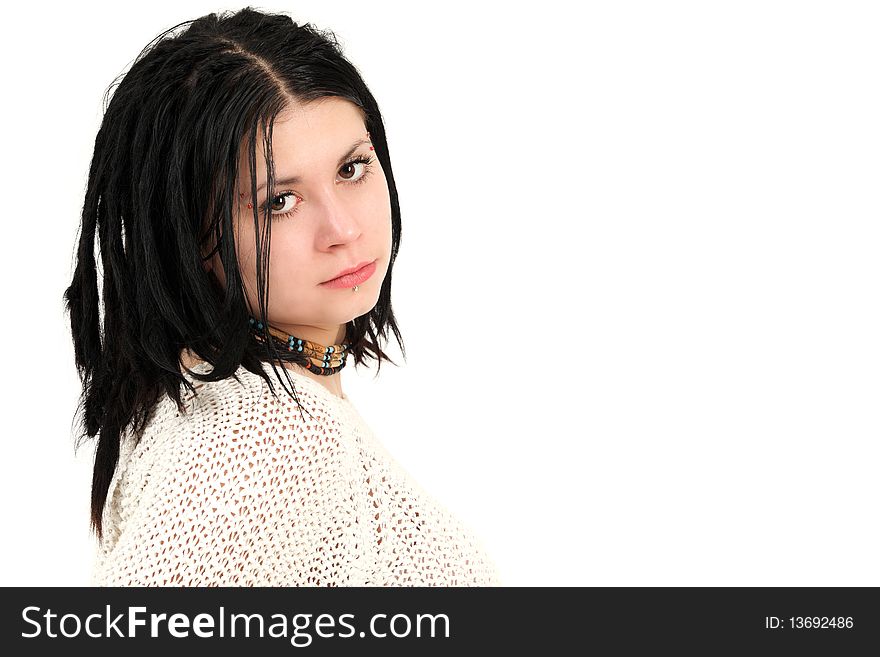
[{"x1": 248, "y1": 316, "x2": 352, "y2": 376}]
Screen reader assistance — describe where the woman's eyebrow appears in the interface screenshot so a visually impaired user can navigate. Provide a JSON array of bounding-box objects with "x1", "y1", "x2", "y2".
[{"x1": 254, "y1": 138, "x2": 371, "y2": 193}]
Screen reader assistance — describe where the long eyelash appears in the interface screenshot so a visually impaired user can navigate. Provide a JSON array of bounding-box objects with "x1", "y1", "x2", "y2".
[{"x1": 265, "y1": 154, "x2": 376, "y2": 221}]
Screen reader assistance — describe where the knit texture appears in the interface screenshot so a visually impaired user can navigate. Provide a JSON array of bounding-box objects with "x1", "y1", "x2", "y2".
[{"x1": 90, "y1": 360, "x2": 502, "y2": 586}]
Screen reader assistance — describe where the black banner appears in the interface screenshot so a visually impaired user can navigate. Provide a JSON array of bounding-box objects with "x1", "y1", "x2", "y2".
[{"x1": 2, "y1": 587, "x2": 876, "y2": 654}]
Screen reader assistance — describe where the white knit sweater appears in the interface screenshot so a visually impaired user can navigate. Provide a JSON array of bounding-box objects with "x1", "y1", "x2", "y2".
[{"x1": 90, "y1": 360, "x2": 502, "y2": 586}]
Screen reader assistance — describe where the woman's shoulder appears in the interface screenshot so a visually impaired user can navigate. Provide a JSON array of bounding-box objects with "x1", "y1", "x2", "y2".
[
  {"x1": 175, "y1": 361, "x2": 358, "y2": 456},
  {"x1": 119, "y1": 358, "x2": 358, "y2": 510},
  {"x1": 95, "y1": 358, "x2": 365, "y2": 587}
]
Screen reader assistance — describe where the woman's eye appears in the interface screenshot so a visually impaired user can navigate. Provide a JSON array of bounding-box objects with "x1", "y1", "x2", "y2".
[
  {"x1": 339, "y1": 160, "x2": 367, "y2": 182},
  {"x1": 269, "y1": 192, "x2": 298, "y2": 214},
  {"x1": 339, "y1": 156, "x2": 373, "y2": 183}
]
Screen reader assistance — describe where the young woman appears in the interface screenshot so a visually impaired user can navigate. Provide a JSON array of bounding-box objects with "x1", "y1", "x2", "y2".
[{"x1": 64, "y1": 7, "x2": 501, "y2": 587}]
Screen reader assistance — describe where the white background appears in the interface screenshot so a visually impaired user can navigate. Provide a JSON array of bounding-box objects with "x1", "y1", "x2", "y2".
[{"x1": 1, "y1": 0, "x2": 877, "y2": 586}]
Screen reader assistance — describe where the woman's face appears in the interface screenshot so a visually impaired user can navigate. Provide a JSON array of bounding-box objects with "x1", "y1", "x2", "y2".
[{"x1": 209, "y1": 97, "x2": 393, "y2": 341}]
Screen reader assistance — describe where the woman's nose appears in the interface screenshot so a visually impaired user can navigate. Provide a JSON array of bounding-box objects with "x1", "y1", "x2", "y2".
[{"x1": 316, "y1": 192, "x2": 362, "y2": 246}]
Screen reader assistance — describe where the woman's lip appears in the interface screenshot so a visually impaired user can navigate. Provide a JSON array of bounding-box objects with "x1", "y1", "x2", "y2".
[{"x1": 320, "y1": 260, "x2": 377, "y2": 288}]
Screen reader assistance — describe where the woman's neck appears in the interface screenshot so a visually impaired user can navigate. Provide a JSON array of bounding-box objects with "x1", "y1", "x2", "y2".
[{"x1": 179, "y1": 348, "x2": 345, "y2": 399}]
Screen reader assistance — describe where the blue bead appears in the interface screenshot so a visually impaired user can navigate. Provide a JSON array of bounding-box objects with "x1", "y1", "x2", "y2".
[
  {"x1": 328, "y1": 346, "x2": 334, "y2": 353},
  {"x1": 297, "y1": 346, "x2": 303, "y2": 352}
]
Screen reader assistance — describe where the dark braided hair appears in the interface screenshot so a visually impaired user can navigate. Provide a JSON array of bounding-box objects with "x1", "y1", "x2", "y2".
[{"x1": 63, "y1": 7, "x2": 405, "y2": 541}]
